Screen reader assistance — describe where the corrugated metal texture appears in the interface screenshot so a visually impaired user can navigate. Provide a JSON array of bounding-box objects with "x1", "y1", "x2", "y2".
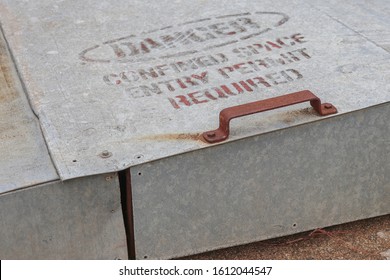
[
  {"x1": 131, "y1": 103, "x2": 390, "y2": 259},
  {"x1": 0, "y1": 0, "x2": 389, "y2": 180},
  {"x1": 305, "y1": 0, "x2": 390, "y2": 52},
  {"x1": 0, "y1": 28, "x2": 58, "y2": 193},
  {"x1": 0, "y1": 173, "x2": 128, "y2": 259}
]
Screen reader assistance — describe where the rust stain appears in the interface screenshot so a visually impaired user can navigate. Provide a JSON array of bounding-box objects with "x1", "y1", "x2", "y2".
[
  {"x1": 0, "y1": 30, "x2": 18, "y2": 103},
  {"x1": 280, "y1": 107, "x2": 314, "y2": 124},
  {"x1": 139, "y1": 133, "x2": 204, "y2": 142}
]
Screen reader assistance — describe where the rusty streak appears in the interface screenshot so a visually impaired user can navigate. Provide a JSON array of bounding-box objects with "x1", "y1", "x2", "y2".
[{"x1": 139, "y1": 133, "x2": 203, "y2": 142}]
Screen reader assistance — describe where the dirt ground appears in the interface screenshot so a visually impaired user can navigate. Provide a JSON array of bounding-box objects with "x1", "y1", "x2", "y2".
[{"x1": 181, "y1": 214, "x2": 390, "y2": 260}]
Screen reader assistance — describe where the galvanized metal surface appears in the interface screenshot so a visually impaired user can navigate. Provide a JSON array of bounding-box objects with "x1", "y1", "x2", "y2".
[
  {"x1": 0, "y1": 28, "x2": 58, "y2": 193},
  {"x1": 0, "y1": 0, "x2": 389, "y2": 180},
  {"x1": 131, "y1": 103, "x2": 390, "y2": 259},
  {"x1": 306, "y1": 0, "x2": 390, "y2": 52},
  {"x1": 0, "y1": 174, "x2": 128, "y2": 259}
]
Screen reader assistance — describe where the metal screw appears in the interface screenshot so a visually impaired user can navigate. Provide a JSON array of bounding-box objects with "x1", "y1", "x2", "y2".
[
  {"x1": 135, "y1": 154, "x2": 144, "y2": 159},
  {"x1": 100, "y1": 150, "x2": 112, "y2": 158},
  {"x1": 324, "y1": 104, "x2": 333, "y2": 109},
  {"x1": 207, "y1": 132, "x2": 216, "y2": 138}
]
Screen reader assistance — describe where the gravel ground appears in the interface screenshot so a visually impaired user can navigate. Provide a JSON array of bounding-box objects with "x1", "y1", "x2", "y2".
[{"x1": 180, "y1": 214, "x2": 390, "y2": 260}]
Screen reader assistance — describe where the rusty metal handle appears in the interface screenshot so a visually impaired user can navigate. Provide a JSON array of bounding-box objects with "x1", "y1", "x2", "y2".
[{"x1": 202, "y1": 90, "x2": 337, "y2": 143}]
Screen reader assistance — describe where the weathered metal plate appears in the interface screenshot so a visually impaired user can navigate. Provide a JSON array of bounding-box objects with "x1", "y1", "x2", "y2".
[
  {"x1": 0, "y1": 28, "x2": 58, "y2": 193},
  {"x1": 131, "y1": 103, "x2": 390, "y2": 259},
  {"x1": 0, "y1": 0, "x2": 388, "y2": 180},
  {"x1": 0, "y1": 173, "x2": 128, "y2": 259},
  {"x1": 308, "y1": 0, "x2": 390, "y2": 52}
]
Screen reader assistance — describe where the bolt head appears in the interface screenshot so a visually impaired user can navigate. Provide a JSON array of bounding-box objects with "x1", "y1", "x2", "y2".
[
  {"x1": 324, "y1": 104, "x2": 333, "y2": 109},
  {"x1": 100, "y1": 150, "x2": 112, "y2": 158}
]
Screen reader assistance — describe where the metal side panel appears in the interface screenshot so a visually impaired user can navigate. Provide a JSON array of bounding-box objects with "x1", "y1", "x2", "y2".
[
  {"x1": 0, "y1": 0, "x2": 389, "y2": 180},
  {"x1": 130, "y1": 103, "x2": 390, "y2": 260},
  {"x1": 0, "y1": 173, "x2": 128, "y2": 259},
  {"x1": 0, "y1": 26, "x2": 58, "y2": 193}
]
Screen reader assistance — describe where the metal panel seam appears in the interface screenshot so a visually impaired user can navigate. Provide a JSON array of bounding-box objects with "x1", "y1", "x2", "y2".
[
  {"x1": 0, "y1": 24, "x2": 60, "y2": 180},
  {"x1": 306, "y1": 2, "x2": 390, "y2": 54}
]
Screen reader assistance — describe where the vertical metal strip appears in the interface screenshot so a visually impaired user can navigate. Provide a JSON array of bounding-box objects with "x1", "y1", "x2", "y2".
[{"x1": 119, "y1": 169, "x2": 136, "y2": 259}]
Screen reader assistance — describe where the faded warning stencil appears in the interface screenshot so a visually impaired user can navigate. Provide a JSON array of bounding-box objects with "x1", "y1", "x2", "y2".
[
  {"x1": 101, "y1": 32, "x2": 310, "y2": 110},
  {"x1": 79, "y1": 12, "x2": 289, "y2": 63},
  {"x1": 0, "y1": 0, "x2": 389, "y2": 179},
  {"x1": 80, "y1": 12, "x2": 315, "y2": 111}
]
